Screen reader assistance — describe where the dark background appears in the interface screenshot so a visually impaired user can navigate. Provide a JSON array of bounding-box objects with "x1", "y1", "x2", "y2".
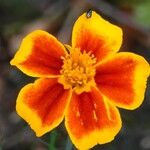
[{"x1": 0, "y1": 0, "x2": 150, "y2": 150}]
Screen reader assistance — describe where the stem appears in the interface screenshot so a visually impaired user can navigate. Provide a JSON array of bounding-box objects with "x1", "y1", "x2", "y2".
[
  {"x1": 65, "y1": 136, "x2": 73, "y2": 150},
  {"x1": 48, "y1": 130, "x2": 57, "y2": 150}
]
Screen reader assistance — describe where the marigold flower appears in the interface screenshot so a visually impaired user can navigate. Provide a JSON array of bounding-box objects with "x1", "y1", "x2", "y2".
[{"x1": 10, "y1": 11, "x2": 150, "y2": 149}]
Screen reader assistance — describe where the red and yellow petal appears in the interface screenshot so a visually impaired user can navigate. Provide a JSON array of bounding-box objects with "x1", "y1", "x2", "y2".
[
  {"x1": 10, "y1": 30, "x2": 66, "y2": 77},
  {"x1": 72, "y1": 11, "x2": 122, "y2": 62},
  {"x1": 95, "y1": 52, "x2": 150, "y2": 110},
  {"x1": 16, "y1": 78, "x2": 71, "y2": 136},
  {"x1": 65, "y1": 88, "x2": 121, "y2": 149}
]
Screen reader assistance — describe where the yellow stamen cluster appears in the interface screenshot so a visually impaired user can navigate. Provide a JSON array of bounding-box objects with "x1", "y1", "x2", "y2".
[{"x1": 58, "y1": 45, "x2": 96, "y2": 94}]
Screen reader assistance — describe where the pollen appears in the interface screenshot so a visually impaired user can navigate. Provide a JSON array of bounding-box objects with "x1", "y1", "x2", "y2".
[{"x1": 58, "y1": 45, "x2": 96, "y2": 94}]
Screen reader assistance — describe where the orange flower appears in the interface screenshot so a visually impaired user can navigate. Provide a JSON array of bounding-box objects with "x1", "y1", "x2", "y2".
[{"x1": 10, "y1": 11, "x2": 150, "y2": 149}]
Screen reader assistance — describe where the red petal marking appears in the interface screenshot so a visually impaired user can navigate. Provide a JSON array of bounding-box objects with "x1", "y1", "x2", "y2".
[
  {"x1": 16, "y1": 78, "x2": 71, "y2": 136},
  {"x1": 72, "y1": 11, "x2": 122, "y2": 62},
  {"x1": 65, "y1": 88, "x2": 121, "y2": 149},
  {"x1": 75, "y1": 30, "x2": 108, "y2": 61},
  {"x1": 95, "y1": 52, "x2": 150, "y2": 109},
  {"x1": 11, "y1": 30, "x2": 66, "y2": 77}
]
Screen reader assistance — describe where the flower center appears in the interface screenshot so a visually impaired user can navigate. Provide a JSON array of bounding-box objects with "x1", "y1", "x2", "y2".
[{"x1": 58, "y1": 45, "x2": 96, "y2": 94}]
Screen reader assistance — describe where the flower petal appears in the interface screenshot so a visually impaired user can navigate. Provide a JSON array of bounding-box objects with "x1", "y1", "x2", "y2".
[
  {"x1": 10, "y1": 30, "x2": 66, "y2": 77},
  {"x1": 65, "y1": 88, "x2": 121, "y2": 149},
  {"x1": 16, "y1": 78, "x2": 71, "y2": 136},
  {"x1": 72, "y1": 11, "x2": 122, "y2": 62},
  {"x1": 95, "y1": 52, "x2": 150, "y2": 110}
]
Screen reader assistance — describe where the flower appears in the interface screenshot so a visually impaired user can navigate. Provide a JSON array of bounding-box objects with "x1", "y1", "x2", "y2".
[{"x1": 10, "y1": 11, "x2": 150, "y2": 149}]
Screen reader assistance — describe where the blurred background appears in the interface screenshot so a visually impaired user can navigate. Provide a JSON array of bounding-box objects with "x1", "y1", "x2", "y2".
[{"x1": 0, "y1": 0, "x2": 150, "y2": 150}]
